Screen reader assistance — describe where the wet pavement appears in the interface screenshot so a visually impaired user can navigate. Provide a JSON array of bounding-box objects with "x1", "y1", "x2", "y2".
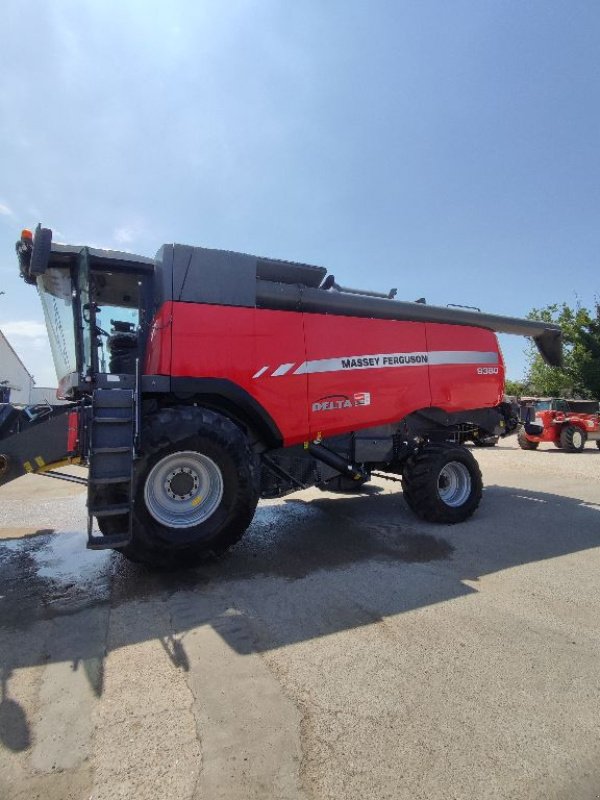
[{"x1": 1, "y1": 441, "x2": 600, "y2": 799}]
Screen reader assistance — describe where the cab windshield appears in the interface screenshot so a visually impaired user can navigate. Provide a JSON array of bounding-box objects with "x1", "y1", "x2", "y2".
[
  {"x1": 534, "y1": 400, "x2": 552, "y2": 411},
  {"x1": 36, "y1": 267, "x2": 77, "y2": 383}
]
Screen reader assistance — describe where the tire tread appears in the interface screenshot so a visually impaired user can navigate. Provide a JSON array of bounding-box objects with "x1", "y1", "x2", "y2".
[
  {"x1": 107, "y1": 406, "x2": 258, "y2": 567},
  {"x1": 401, "y1": 442, "x2": 483, "y2": 524}
]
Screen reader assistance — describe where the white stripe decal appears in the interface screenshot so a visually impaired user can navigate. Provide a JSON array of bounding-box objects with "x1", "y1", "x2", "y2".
[
  {"x1": 271, "y1": 362, "x2": 296, "y2": 377},
  {"x1": 293, "y1": 350, "x2": 498, "y2": 376},
  {"x1": 252, "y1": 366, "x2": 269, "y2": 379},
  {"x1": 428, "y1": 350, "x2": 498, "y2": 365},
  {"x1": 254, "y1": 351, "x2": 499, "y2": 378}
]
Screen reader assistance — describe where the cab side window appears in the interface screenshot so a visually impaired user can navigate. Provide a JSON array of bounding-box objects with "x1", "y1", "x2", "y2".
[{"x1": 91, "y1": 270, "x2": 143, "y2": 374}]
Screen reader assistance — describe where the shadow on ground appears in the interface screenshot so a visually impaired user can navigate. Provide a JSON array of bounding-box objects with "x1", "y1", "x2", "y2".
[{"x1": 1, "y1": 482, "x2": 599, "y2": 751}]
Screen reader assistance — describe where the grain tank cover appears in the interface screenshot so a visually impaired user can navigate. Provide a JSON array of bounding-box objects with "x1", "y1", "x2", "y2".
[
  {"x1": 154, "y1": 243, "x2": 327, "y2": 307},
  {"x1": 154, "y1": 242, "x2": 562, "y2": 367}
]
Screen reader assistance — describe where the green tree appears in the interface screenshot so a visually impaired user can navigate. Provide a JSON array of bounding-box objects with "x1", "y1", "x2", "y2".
[
  {"x1": 504, "y1": 378, "x2": 526, "y2": 397},
  {"x1": 577, "y1": 307, "x2": 600, "y2": 398},
  {"x1": 524, "y1": 302, "x2": 600, "y2": 398}
]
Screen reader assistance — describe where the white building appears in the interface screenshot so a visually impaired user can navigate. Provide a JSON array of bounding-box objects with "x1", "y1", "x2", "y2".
[
  {"x1": 0, "y1": 328, "x2": 35, "y2": 404},
  {"x1": 30, "y1": 386, "x2": 63, "y2": 405}
]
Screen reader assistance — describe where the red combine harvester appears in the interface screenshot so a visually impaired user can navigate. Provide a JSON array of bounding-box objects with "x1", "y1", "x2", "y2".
[
  {"x1": 0, "y1": 226, "x2": 562, "y2": 565},
  {"x1": 518, "y1": 398, "x2": 600, "y2": 452}
]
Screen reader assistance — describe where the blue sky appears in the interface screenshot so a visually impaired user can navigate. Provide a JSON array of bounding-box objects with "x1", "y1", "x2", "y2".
[{"x1": 1, "y1": 1, "x2": 599, "y2": 386}]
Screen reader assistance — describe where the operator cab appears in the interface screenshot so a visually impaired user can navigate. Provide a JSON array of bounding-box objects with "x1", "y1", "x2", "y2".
[
  {"x1": 85, "y1": 267, "x2": 143, "y2": 376},
  {"x1": 530, "y1": 398, "x2": 567, "y2": 412},
  {"x1": 17, "y1": 226, "x2": 154, "y2": 399}
]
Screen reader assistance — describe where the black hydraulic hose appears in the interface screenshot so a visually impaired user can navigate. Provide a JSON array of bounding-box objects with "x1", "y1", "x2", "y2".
[{"x1": 308, "y1": 443, "x2": 367, "y2": 481}]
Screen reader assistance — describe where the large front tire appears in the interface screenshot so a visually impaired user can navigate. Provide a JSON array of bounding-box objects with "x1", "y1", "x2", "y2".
[
  {"x1": 115, "y1": 407, "x2": 259, "y2": 566},
  {"x1": 560, "y1": 425, "x2": 586, "y2": 452},
  {"x1": 401, "y1": 443, "x2": 483, "y2": 523},
  {"x1": 517, "y1": 428, "x2": 539, "y2": 450}
]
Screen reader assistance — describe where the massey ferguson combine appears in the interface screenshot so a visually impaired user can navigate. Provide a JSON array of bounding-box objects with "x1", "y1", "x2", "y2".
[{"x1": 0, "y1": 226, "x2": 562, "y2": 565}]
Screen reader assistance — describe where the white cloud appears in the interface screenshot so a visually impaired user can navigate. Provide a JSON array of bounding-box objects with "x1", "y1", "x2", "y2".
[
  {"x1": 113, "y1": 225, "x2": 136, "y2": 245},
  {"x1": 113, "y1": 218, "x2": 146, "y2": 247},
  {"x1": 1, "y1": 320, "x2": 48, "y2": 338},
  {"x1": 0, "y1": 202, "x2": 14, "y2": 217}
]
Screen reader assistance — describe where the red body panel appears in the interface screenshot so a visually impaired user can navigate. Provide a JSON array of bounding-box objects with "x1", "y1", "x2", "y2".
[
  {"x1": 145, "y1": 302, "x2": 505, "y2": 446},
  {"x1": 157, "y1": 303, "x2": 309, "y2": 443},
  {"x1": 67, "y1": 410, "x2": 80, "y2": 453},
  {"x1": 145, "y1": 302, "x2": 173, "y2": 375},
  {"x1": 303, "y1": 316, "x2": 431, "y2": 438},
  {"x1": 426, "y1": 324, "x2": 504, "y2": 410}
]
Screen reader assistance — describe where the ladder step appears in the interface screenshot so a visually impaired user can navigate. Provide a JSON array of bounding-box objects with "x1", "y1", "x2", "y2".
[
  {"x1": 89, "y1": 475, "x2": 131, "y2": 485},
  {"x1": 87, "y1": 532, "x2": 131, "y2": 550},
  {"x1": 93, "y1": 416, "x2": 133, "y2": 424},
  {"x1": 93, "y1": 399, "x2": 134, "y2": 409},
  {"x1": 93, "y1": 446, "x2": 131, "y2": 454},
  {"x1": 89, "y1": 504, "x2": 131, "y2": 517},
  {"x1": 89, "y1": 387, "x2": 135, "y2": 547},
  {"x1": 92, "y1": 390, "x2": 135, "y2": 409}
]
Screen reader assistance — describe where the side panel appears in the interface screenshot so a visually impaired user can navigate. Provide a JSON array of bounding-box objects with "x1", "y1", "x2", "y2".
[
  {"x1": 570, "y1": 415, "x2": 600, "y2": 436},
  {"x1": 302, "y1": 315, "x2": 431, "y2": 438},
  {"x1": 168, "y1": 302, "x2": 309, "y2": 444},
  {"x1": 145, "y1": 301, "x2": 173, "y2": 375},
  {"x1": 144, "y1": 302, "x2": 506, "y2": 445},
  {"x1": 426, "y1": 323, "x2": 504, "y2": 411}
]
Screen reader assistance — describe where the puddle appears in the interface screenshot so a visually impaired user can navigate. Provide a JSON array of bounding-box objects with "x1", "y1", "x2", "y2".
[
  {"x1": 0, "y1": 495, "x2": 454, "y2": 630},
  {"x1": 0, "y1": 531, "x2": 114, "y2": 629},
  {"x1": 30, "y1": 531, "x2": 112, "y2": 583}
]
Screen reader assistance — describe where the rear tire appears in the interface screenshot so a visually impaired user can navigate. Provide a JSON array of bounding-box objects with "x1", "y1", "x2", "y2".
[
  {"x1": 401, "y1": 442, "x2": 483, "y2": 523},
  {"x1": 596, "y1": 440, "x2": 600, "y2": 450},
  {"x1": 105, "y1": 407, "x2": 259, "y2": 567},
  {"x1": 560, "y1": 425, "x2": 586, "y2": 452},
  {"x1": 517, "y1": 428, "x2": 539, "y2": 450}
]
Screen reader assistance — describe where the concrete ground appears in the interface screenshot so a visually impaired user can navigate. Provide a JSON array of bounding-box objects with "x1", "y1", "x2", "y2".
[{"x1": 0, "y1": 439, "x2": 599, "y2": 800}]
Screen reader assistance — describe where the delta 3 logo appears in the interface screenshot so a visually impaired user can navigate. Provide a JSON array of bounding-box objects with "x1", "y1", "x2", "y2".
[{"x1": 312, "y1": 392, "x2": 371, "y2": 412}]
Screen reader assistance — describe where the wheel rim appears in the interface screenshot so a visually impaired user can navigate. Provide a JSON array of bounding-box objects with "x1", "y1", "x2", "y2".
[
  {"x1": 144, "y1": 451, "x2": 224, "y2": 528},
  {"x1": 572, "y1": 430, "x2": 583, "y2": 448},
  {"x1": 437, "y1": 461, "x2": 472, "y2": 507}
]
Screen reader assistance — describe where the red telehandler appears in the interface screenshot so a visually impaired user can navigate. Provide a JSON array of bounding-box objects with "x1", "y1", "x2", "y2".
[
  {"x1": 517, "y1": 397, "x2": 600, "y2": 452},
  {"x1": 0, "y1": 226, "x2": 561, "y2": 565}
]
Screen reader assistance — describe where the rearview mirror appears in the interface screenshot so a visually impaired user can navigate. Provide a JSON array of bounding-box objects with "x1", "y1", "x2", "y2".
[{"x1": 29, "y1": 224, "x2": 52, "y2": 277}]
